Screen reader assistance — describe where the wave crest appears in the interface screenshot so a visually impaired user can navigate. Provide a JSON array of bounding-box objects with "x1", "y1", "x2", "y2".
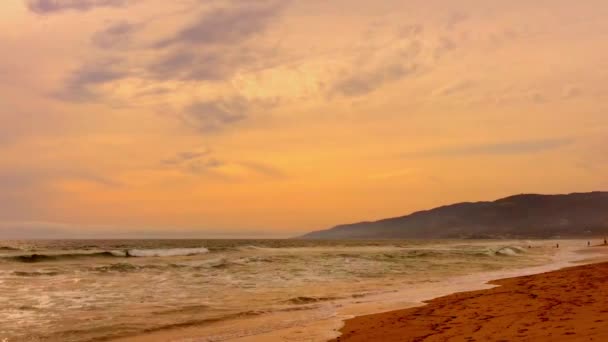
[
  {"x1": 2, "y1": 247, "x2": 209, "y2": 263},
  {"x1": 495, "y1": 246, "x2": 525, "y2": 256}
]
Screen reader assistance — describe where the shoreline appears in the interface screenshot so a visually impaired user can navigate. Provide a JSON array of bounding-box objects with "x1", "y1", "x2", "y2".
[
  {"x1": 108, "y1": 241, "x2": 608, "y2": 342},
  {"x1": 332, "y1": 246, "x2": 608, "y2": 342}
]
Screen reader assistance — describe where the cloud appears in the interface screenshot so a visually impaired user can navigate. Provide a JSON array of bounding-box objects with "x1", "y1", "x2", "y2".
[
  {"x1": 238, "y1": 161, "x2": 285, "y2": 179},
  {"x1": 155, "y1": 2, "x2": 285, "y2": 48},
  {"x1": 149, "y1": 47, "x2": 260, "y2": 81},
  {"x1": 55, "y1": 1, "x2": 288, "y2": 102},
  {"x1": 333, "y1": 63, "x2": 418, "y2": 97},
  {"x1": 159, "y1": 150, "x2": 285, "y2": 181},
  {"x1": 91, "y1": 21, "x2": 138, "y2": 49},
  {"x1": 26, "y1": 0, "x2": 131, "y2": 14},
  {"x1": 160, "y1": 149, "x2": 212, "y2": 166},
  {"x1": 562, "y1": 85, "x2": 583, "y2": 99},
  {"x1": 147, "y1": 2, "x2": 286, "y2": 82},
  {"x1": 182, "y1": 97, "x2": 249, "y2": 132},
  {"x1": 432, "y1": 80, "x2": 475, "y2": 97},
  {"x1": 444, "y1": 12, "x2": 468, "y2": 29},
  {"x1": 58, "y1": 59, "x2": 127, "y2": 101},
  {"x1": 187, "y1": 158, "x2": 225, "y2": 174},
  {"x1": 331, "y1": 21, "x2": 461, "y2": 97},
  {"x1": 405, "y1": 138, "x2": 574, "y2": 158}
]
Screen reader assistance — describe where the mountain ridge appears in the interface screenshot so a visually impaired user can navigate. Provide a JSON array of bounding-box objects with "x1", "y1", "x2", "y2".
[{"x1": 300, "y1": 191, "x2": 608, "y2": 239}]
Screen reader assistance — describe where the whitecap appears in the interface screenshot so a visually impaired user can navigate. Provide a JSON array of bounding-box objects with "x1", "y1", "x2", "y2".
[{"x1": 125, "y1": 247, "x2": 210, "y2": 257}]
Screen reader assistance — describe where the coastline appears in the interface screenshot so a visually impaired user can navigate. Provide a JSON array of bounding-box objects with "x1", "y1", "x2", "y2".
[
  {"x1": 333, "y1": 246, "x2": 608, "y2": 342},
  {"x1": 107, "y1": 241, "x2": 608, "y2": 342}
]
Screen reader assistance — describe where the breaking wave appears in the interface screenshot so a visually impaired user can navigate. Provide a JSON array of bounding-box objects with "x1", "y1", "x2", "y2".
[
  {"x1": 2, "y1": 247, "x2": 209, "y2": 263},
  {"x1": 122, "y1": 247, "x2": 209, "y2": 257},
  {"x1": 495, "y1": 246, "x2": 525, "y2": 256}
]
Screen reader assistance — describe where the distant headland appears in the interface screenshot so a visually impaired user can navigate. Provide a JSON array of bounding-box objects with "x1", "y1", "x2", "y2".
[{"x1": 300, "y1": 192, "x2": 608, "y2": 239}]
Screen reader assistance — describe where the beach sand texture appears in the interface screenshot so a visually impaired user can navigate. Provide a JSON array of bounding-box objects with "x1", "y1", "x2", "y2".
[{"x1": 334, "y1": 261, "x2": 608, "y2": 341}]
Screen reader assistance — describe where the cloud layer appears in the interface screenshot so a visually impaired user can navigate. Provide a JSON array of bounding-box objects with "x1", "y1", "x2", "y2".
[{"x1": 2, "y1": 0, "x2": 608, "y2": 236}]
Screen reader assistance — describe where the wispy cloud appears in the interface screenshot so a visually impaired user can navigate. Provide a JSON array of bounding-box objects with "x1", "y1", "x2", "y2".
[
  {"x1": 182, "y1": 97, "x2": 249, "y2": 132},
  {"x1": 159, "y1": 150, "x2": 285, "y2": 181},
  {"x1": 58, "y1": 59, "x2": 127, "y2": 101},
  {"x1": 333, "y1": 63, "x2": 418, "y2": 97},
  {"x1": 149, "y1": 47, "x2": 263, "y2": 81},
  {"x1": 53, "y1": 1, "x2": 288, "y2": 102},
  {"x1": 155, "y1": 2, "x2": 284, "y2": 48},
  {"x1": 160, "y1": 149, "x2": 212, "y2": 166},
  {"x1": 26, "y1": 0, "x2": 132, "y2": 14},
  {"x1": 238, "y1": 161, "x2": 285, "y2": 179},
  {"x1": 91, "y1": 20, "x2": 138, "y2": 49},
  {"x1": 331, "y1": 21, "x2": 461, "y2": 97},
  {"x1": 405, "y1": 138, "x2": 574, "y2": 158}
]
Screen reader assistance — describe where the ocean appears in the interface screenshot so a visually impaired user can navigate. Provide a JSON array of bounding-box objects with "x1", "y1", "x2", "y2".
[{"x1": 0, "y1": 239, "x2": 586, "y2": 341}]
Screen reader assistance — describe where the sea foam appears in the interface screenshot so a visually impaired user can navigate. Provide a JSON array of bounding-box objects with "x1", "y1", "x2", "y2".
[{"x1": 124, "y1": 247, "x2": 210, "y2": 257}]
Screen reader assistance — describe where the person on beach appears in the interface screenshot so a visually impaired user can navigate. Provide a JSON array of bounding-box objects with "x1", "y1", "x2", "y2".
[{"x1": 588, "y1": 241, "x2": 591, "y2": 247}]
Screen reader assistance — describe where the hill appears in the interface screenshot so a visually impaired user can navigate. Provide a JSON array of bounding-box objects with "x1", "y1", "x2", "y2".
[{"x1": 300, "y1": 192, "x2": 608, "y2": 239}]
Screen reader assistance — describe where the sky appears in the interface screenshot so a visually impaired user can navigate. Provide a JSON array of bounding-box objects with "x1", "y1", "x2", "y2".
[{"x1": 1, "y1": 0, "x2": 608, "y2": 238}]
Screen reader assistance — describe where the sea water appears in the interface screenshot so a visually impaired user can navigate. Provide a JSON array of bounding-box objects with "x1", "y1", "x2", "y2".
[{"x1": 0, "y1": 239, "x2": 588, "y2": 341}]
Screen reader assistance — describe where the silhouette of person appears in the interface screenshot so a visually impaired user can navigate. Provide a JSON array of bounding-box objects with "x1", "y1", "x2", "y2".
[{"x1": 588, "y1": 241, "x2": 591, "y2": 247}]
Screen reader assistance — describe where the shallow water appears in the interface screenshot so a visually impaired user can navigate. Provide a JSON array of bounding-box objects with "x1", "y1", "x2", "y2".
[{"x1": 0, "y1": 239, "x2": 573, "y2": 341}]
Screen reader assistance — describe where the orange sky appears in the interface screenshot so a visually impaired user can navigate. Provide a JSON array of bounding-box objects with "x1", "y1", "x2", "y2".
[{"x1": 1, "y1": 0, "x2": 607, "y2": 238}]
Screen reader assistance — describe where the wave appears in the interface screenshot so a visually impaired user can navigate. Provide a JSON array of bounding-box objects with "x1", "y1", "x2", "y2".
[
  {"x1": 285, "y1": 296, "x2": 340, "y2": 305},
  {"x1": 122, "y1": 247, "x2": 210, "y2": 257},
  {"x1": 2, "y1": 247, "x2": 210, "y2": 263},
  {"x1": 95, "y1": 263, "x2": 140, "y2": 272},
  {"x1": 12, "y1": 270, "x2": 61, "y2": 277},
  {"x1": 495, "y1": 246, "x2": 525, "y2": 256},
  {"x1": 5, "y1": 251, "x2": 118, "y2": 263},
  {"x1": 0, "y1": 246, "x2": 21, "y2": 251}
]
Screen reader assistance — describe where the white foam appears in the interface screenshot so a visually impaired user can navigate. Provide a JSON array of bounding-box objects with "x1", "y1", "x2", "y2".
[
  {"x1": 126, "y1": 247, "x2": 210, "y2": 257},
  {"x1": 495, "y1": 246, "x2": 524, "y2": 256}
]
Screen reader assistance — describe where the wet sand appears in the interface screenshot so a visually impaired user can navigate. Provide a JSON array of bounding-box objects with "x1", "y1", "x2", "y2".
[{"x1": 334, "y1": 260, "x2": 608, "y2": 342}]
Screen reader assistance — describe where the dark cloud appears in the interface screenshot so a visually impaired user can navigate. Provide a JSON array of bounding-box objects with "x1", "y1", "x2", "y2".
[
  {"x1": 183, "y1": 98, "x2": 249, "y2": 132},
  {"x1": 91, "y1": 21, "x2": 138, "y2": 49},
  {"x1": 26, "y1": 0, "x2": 131, "y2": 14},
  {"x1": 405, "y1": 138, "x2": 574, "y2": 158},
  {"x1": 155, "y1": 2, "x2": 284, "y2": 48}
]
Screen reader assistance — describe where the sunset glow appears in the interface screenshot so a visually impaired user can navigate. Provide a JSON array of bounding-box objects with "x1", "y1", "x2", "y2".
[{"x1": 2, "y1": 0, "x2": 607, "y2": 237}]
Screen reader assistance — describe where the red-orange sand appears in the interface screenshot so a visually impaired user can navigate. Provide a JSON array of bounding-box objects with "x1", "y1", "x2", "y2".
[{"x1": 333, "y1": 262, "x2": 608, "y2": 341}]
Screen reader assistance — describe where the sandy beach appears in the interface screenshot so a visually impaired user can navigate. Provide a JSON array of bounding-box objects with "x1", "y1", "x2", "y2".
[{"x1": 334, "y1": 257, "x2": 608, "y2": 341}]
